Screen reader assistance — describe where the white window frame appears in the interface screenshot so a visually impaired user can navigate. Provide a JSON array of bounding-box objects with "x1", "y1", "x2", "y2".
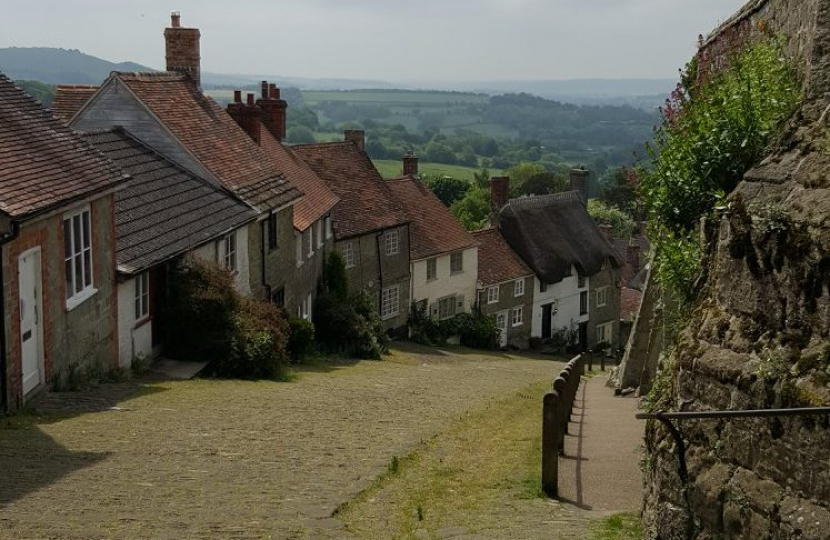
[
  {"x1": 514, "y1": 279, "x2": 524, "y2": 297},
  {"x1": 450, "y1": 251, "x2": 463, "y2": 274},
  {"x1": 578, "y1": 275, "x2": 586, "y2": 288},
  {"x1": 63, "y1": 205, "x2": 95, "y2": 309},
  {"x1": 134, "y1": 272, "x2": 150, "y2": 322},
  {"x1": 596, "y1": 287, "x2": 608, "y2": 308},
  {"x1": 438, "y1": 296, "x2": 456, "y2": 320},
  {"x1": 222, "y1": 232, "x2": 237, "y2": 272},
  {"x1": 295, "y1": 231, "x2": 303, "y2": 268},
  {"x1": 596, "y1": 322, "x2": 613, "y2": 343},
  {"x1": 342, "y1": 242, "x2": 356, "y2": 269},
  {"x1": 385, "y1": 229, "x2": 400, "y2": 256},
  {"x1": 580, "y1": 290, "x2": 589, "y2": 315},
  {"x1": 325, "y1": 215, "x2": 333, "y2": 239},
  {"x1": 486, "y1": 286, "x2": 499, "y2": 304},
  {"x1": 426, "y1": 258, "x2": 437, "y2": 281},
  {"x1": 380, "y1": 285, "x2": 400, "y2": 320},
  {"x1": 512, "y1": 306, "x2": 524, "y2": 327},
  {"x1": 306, "y1": 228, "x2": 314, "y2": 259},
  {"x1": 317, "y1": 219, "x2": 324, "y2": 248}
]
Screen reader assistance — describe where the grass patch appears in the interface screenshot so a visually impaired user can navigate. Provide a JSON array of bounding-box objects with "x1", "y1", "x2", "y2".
[
  {"x1": 591, "y1": 513, "x2": 642, "y2": 540},
  {"x1": 373, "y1": 159, "x2": 501, "y2": 182}
]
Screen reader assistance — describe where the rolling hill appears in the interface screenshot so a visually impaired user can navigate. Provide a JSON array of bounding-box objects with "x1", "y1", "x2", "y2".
[{"x1": 0, "y1": 47, "x2": 153, "y2": 85}]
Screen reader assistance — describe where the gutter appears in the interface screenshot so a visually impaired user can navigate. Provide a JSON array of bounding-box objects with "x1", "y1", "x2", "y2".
[{"x1": 0, "y1": 221, "x2": 21, "y2": 415}]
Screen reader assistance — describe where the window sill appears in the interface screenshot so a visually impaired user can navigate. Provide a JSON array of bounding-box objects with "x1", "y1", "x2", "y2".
[
  {"x1": 134, "y1": 316, "x2": 151, "y2": 329},
  {"x1": 380, "y1": 312, "x2": 399, "y2": 321},
  {"x1": 487, "y1": 300, "x2": 499, "y2": 305},
  {"x1": 66, "y1": 287, "x2": 97, "y2": 311},
  {"x1": 450, "y1": 270, "x2": 463, "y2": 276},
  {"x1": 512, "y1": 322, "x2": 523, "y2": 327}
]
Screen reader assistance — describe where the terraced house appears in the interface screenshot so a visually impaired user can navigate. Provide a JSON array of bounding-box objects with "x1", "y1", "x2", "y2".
[
  {"x1": 61, "y1": 15, "x2": 317, "y2": 315},
  {"x1": 0, "y1": 73, "x2": 126, "y2": 411},
  {"x1": 294, "y1": 133, "x2": 411, "y2": 334},
  {"x1": 387, "y1": 156, "x2": 479, "y2": 322}
]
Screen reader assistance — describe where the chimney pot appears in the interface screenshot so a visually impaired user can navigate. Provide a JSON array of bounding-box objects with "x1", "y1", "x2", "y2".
[
  {"x1": 490, "y1": 176, "x2": 510, "y2": 212},
  {"x1": 261, "y1": 81, "x2": 269, "y2": 99},
  {"x1": 233, "y1": 90, "x2": 242, "y2": 103},
  {"x1": 402, "y1": 154, "x2": 419, "y2": 176},
  {"x1": 164, "y1": 12, "x2": 201, "y2": 89},
  {"x1": 569, "y1": 168, "x2": 589, "y2": 207},
  {"x1": 247, "y1": 93, "x2": 255, "y2": 106},
  {"x1": 627, "y1": 242, "x2": 641, "y2": 274},
  {"x1": 269, "y1": 84, "x2": 279, "y2": 99},
  {"x1": 171, "y1": 11, "x2": 181, "y2": 28},
  {"x1": 344, "y1": 130, "x2": 365, "y2": 151}
]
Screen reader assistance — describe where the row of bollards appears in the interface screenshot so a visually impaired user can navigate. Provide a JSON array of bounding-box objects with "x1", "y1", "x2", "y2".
[{"x1": 541, "y1": 354, "x2": 585, "y2": 497}]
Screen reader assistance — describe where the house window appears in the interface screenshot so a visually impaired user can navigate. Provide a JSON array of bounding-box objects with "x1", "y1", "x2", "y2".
[
  {"x1": 438, "y1": 296, "x2": 456, "y2": 320},
  {"x1": 596, "y1": 322, "x2": 613, "y2": 344},
  {"x1": 134, "y1": 272, "x2": 149, "y2": 321},
  {"x1": 512, "y1": 306, "x2": 524, "y2": 327},
  {"x1": 426, "y1": 258, "x2": 437, "y2": 280},
  {"x1": 222, "y1": 232, "x2": 237, "y2": 272},
  {"x1": 540, "y1": 281, "x2": 548, "y2": 293},
  {"x1": 381, "y1": 285, "x2": 400, "y2": 319},
  {"x1": 295, "y1": 232, "x2": 303, "y2": 267},
  {"x1": 298, "y1": 293, "x2": 312, "y2": 321},
  {"x1": 450, "y1": 252, "x2": 463, "y2": 273},
  {"x1": 385, "y1": 229, "x2": 400, "y2": 256},
  {"x1": 596, "y1": 287, "x2": 608, "y2": 308},
  {"x1": 267, "y1": 212, "x2": 278, "y2": 250},
  {"x1": 578, "y1": 275, "x2": 586, "y2": 288},
  {"x1": 325, "y1": 215, "x2": 333, "y2": 239},
  {"x1": 580, "y1": 291, "x2": 588, "y2": 315},
  {"x1": 487, "y1": 286, "x2": 499, "y2": 304},
  {"x1": 514, "y1": 279, "x2": 524, "y2": 297},
  {"x1": 63, "y1": 206, "x2": 94, "y2": 305},
  {"x1": 272, "y1": 287, "x2": 285, "y2": 307},
  {"x1": 306, "y1": 228, "x2": 314, "y2": 258},
  {"x1": 317, "y1": 219, "x2": 324, "y2": 248},
  {"x1": 342, "y1": 242, "x2": 356, "y2": 268}
]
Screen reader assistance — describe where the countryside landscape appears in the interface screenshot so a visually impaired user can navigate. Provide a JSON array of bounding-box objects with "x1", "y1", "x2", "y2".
[{"x1": 1, "y1": 1, "x2": 829, "y2": 540}]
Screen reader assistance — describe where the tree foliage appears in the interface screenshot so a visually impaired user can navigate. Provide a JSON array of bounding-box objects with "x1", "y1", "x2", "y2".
[
  {"x1": 587, "y1": 200, "x2": 637, "y2": 238},
  {"x1": 422, "y1": 174, "x2": 470, "y2": 207},
  {"x1": 451, "y1": 187, "x2": 490, "y2": 231}
]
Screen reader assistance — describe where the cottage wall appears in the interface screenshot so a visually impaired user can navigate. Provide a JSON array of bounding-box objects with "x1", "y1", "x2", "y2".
[
  {"x1": 3, "y1": 195, "x2": 118, "y2": 409},
  {"x1": 191, "y1": 223, "x2": 251, "y2": 296},
  {"x1": 286, "y1": 215, "x2": 333, "y2": 319},
  {"x1": 411, "y1": 247, "x2": 478, "y2": 315},
  {"x1": 530, "y1": 268, "x2": 588, "y2": 339},
  {"x1": 116, "y1": 277, "x2": 152, "y2": 367},
  {"x1": 588, "y1": 264, "x2": 621, "y2": 349},
  {"x1": 478, "y1": 276, "x2": 534, "y2": 348}
]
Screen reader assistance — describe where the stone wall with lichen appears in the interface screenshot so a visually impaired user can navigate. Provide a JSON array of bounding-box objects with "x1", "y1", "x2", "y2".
[{"x1": 643, "y1": 1, "x2": 830, "y2": 539}]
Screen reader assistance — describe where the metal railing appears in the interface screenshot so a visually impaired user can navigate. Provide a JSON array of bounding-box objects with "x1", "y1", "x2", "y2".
[{"x1": 541, "y1": 354, "x2": 585, "y2": 497}]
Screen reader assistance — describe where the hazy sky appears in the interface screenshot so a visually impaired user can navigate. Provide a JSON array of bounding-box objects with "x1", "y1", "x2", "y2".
[{"x1": 0, "y1": 0, "x2": 748, "y2": 82}]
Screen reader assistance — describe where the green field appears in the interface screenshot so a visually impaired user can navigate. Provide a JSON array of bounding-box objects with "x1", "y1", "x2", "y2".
[
  {"x1": 373, "y1": 159, "x2": 500, "y2": 182},
  {"x1": 303, "y1": 89, "x2": 488, "y2": 106}
]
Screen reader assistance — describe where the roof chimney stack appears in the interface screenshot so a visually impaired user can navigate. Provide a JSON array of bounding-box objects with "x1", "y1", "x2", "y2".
[
  {"x1": 227, "y1": 91, "x2": 262, "y2": 145},
  {"x1": 627, "y1": 241, "x2": 641, "y2": 275},
  {"x1": 569, "y1": 167, "x2": 589, "y2": 207},
  {"x1": 402, "y1": 154, "x2": 419, "y2": 176},
  {"x1": 344, "y1": 130, "x2": 365, "y2": 151},
  {"x1": 489, "y1": 176, "x2": 510, "y2": 228},
  {"x1": 256, "y1": 80, "x2": 287, "y2": 141},
  {"x1": 599, "y1": 224, "x2": 612, "y2": 242},
  {"x1": 233, "y1": 90, "x2": 242, "y2": 103},
  {"x1": 164, "y1": 12, "x2": 201, "y2": 89}
]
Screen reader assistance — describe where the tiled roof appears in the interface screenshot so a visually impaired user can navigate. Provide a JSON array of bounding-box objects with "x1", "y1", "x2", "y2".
[
  {"x1": 387, "y1": 175, "x2": 477, "y2": 260},
  {"x1": 472, "y1": 228, "x2": 533, "y2": 286},
  {"x1": 51, "y1": 85, "x2": 99, "y2": 121},
  {"x1": 621, "y1": 287, "x2": 643, "y2": 321},
  {"x1": 114, "y1": 72, "x2": 302, "y2": 211},
  {"x1": 612, "y1": 234, "x2": 651, "y2": 286},
  {"x1": 259, "y1": 129, "x2": 338, "y2": 231},
  {"x1": 0, "y1": 73, "x2": 125, "y2": 218},
  {"x1": 293, "y1": 141, "x2": 408, "y2": 239},
  {"x1": 84, "y1": 129, "x2": 257, "y2": 274}
]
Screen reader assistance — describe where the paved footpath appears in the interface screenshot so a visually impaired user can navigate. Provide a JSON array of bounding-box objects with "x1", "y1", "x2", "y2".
[
  {"x1": 0, "y1": 345, "x2": 563, "y2": 540},
  {"x1": 558, "y1": 374, "x2": 644, "y2": 512}
]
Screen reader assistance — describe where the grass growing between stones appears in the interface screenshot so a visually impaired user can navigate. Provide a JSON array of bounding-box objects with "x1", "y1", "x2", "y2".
[
  {"x1": 336, "y1": 380, "x2": 555, "y2": 539},
  {"x1": 590, "y1": 513, "x2": 642, "y2": 540}
]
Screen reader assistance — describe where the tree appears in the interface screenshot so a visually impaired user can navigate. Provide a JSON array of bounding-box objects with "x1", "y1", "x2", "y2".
[
  {"x1": 587, "y1": 200, "x2": 637, "y2": 238},
  {"x1": 451, "y1": 188, "x2": 490, "y2": 231},
  {"x1": 286, "y1": 125, "x2": 317, "y2": 144},
  {"x1": 598, "y1": 167, "x2": 640, "y2": 219},
  {"x1": 519, "y1": 172, "x2": 568, "y2": 196},
  {"x1": 424, "y1": 140, "x2": 457, "y2": 164},
  {"x1": 422, "y1": 174, "x2": 470, "y2": 207},
  {"x1": 506, "y1": 162, "x2": 546, "y2": 195}
]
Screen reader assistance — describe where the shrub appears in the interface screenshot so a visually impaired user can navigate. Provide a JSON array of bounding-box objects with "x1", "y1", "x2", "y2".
[
  {"x1": 314, "y1": 290, "x2": 390, "y2": 359},
  {"x1": 456, "y1": 311, "x2": 499, "y2": 350},
  {"x1": 409, "y1": 303, "x2": 498, "y2": 350},
  {"x1": 323, "y1": 251, "x2": 349, "y2": 301},
  {"x1": 287, "y1": 318, "x2": 316, "y2": 362},
  {"x1": 165, "y1": 257, "x2": 289, "y2": 379}
]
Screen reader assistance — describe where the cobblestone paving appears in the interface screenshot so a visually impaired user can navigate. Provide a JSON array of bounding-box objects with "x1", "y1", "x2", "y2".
[{"x1": 0, "y1": 345, "x2": 561, "y2": 539}]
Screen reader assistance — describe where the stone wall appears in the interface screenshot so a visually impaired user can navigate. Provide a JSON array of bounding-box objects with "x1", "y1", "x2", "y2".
[{"x1": 643, "y1": 2, "x2": 830, "y2": 538}]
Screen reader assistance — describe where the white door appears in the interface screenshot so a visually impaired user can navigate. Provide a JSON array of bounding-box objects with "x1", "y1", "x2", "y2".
[
  {"x1": 19, "y1": 249, "x2": 43, "y2": 396},
  {"x1": 496, "y1": 311, "x2": 508, "y2": 348}
]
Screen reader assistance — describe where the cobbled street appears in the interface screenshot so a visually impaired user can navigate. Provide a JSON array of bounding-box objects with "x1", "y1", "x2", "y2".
[{"x1": 0, "y1": 345, "x2": 564, "y2": 539}]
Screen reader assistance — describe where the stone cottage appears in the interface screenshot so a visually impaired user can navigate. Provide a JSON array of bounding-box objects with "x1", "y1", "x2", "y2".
[{"x1": 0, "y1": 73, "x2": 126, "y2": 412}]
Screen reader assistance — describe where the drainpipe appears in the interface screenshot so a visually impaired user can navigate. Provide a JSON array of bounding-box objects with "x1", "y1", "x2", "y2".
[
  {"x1": 375, "y1": 230, "x2": 385, "y2": 315},
  {"x1": 260, "y1": 220, "x2": 271, "y2": 301},
  {"x1": 0, "y1": 221, "x2": 21, "y2": 415}
]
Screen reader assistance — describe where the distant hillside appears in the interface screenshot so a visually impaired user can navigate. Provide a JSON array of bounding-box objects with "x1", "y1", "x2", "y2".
[{"x1": 0, "y1": 47, "x2": 153, "y2": 85}]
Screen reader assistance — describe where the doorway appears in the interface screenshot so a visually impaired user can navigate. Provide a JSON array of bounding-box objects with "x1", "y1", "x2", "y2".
[
  {"x1": 18, "y1": 248, "x2": 44, "y2": 396},
  {"x1": 541, "y1": 303, "x2": 553, "y2": 340},
  {"x1": 496, "y1": 311, "x2": 508, "y2": 348}
]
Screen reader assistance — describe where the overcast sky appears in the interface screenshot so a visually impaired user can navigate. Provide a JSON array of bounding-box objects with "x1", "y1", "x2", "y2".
[{"x1": 0, "y1": 0, "x2": 748, "y2": 82}]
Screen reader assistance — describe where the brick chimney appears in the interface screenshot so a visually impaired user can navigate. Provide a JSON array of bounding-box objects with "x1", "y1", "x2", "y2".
[
  {"x1": 402, "y1": 154, "x2": 419, "y2": 176},
  {"x1": 569, "y1": 168, "x2": 589, "y2": 207},
  {"x1": 344, "y1": 130, "x2": 365, "y2": 151},
  {"x1": 490, "y1": 176, "x2": 510, "y2": 212},
  {"x1": 227, "y1": 92, "x2": 261, "y2": 145},
  {"x1": 164, "y1": 12, "x2": 201, "y2": 89},
  {"x1": 599, "y1": 224, "x2": 612, "y2": 242},
  {"x1": 627, "y1": 241, "x2": 641, "y2": 275},
  {"x1": 257, "y1": 81, "x2": 287, "y2": 141}
]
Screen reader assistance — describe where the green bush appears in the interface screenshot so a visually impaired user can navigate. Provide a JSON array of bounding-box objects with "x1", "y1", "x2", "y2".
[
  {"x1": 409, "y1": 303, "x2": 498, "y2": 350},
  {"x1": 323, "y1": 251, "x2": 349, "y2": 301},
  {"x1": 287, "y1": 318, "x2": 316, "y2": 362},
  {"x1": 456, "y1": 311, "x2": 499, "y2": 350},
  {"x1": 165, "y1": 257, "x2": 290, "y2": 379},
  {"x1": 314, "y1": 290, "x2": 390, "y2": 359}
]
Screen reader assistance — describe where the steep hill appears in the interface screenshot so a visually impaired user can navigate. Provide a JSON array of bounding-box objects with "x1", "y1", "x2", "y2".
[{"x1": 0, "y1": 47, "x2": 152, "y2": 85}]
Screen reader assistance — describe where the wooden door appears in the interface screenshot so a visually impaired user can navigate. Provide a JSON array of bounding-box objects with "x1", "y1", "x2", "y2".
[{"x1": 19, "y1": 249, "x2": 43, "y2": 396}]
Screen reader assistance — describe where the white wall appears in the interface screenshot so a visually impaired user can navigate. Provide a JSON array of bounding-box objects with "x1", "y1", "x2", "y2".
[
  {"x1": 117, "y1": 278, "x2": 153, "y2": 368},
  {"x1": 530, "y1": 268, "x2": 590, "y2": 338},
  {"x1": 191, "y1": 224, "x2": 251, "y2": 296},
  {"x1": 411, "y1": 247, "x2": 478, "y2": 315}
]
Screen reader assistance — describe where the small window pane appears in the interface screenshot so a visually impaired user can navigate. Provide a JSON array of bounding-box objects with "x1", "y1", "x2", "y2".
[{"x1": 83, "y1": 250, "x2": 92, "y2": 288}]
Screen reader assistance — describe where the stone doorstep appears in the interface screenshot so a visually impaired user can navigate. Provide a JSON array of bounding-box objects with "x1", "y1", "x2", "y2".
[{"x1": 152, "y1": 358, "x2": 208, "y2": 380}]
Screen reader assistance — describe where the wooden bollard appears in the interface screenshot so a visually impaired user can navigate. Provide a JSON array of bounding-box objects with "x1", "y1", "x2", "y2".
[
  {"x1": 542, "y1": 391, "x2": 560, "y2": 496},
  {"x1": 553, "y1": 377, "x2": 568, "y2": 445},
  {"x1": 601, "y1": 356, "x2": 606, "y2": 371}
]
